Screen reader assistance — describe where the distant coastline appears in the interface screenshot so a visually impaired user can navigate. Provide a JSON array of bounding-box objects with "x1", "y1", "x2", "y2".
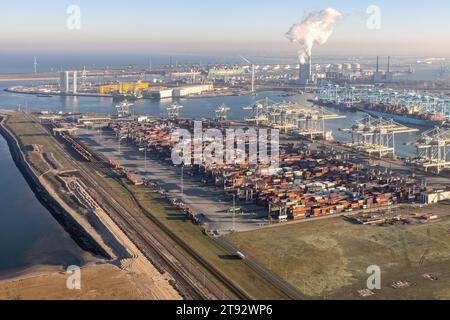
[{"x1": 0, "y1": 72, "x2": 59, "y2": 82}]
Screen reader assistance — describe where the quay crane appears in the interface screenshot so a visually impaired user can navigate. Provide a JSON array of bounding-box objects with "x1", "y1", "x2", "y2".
[
  {"x1": 316, "y1": 83, "x2": 450, "y2": 123},
  {"x1": 341, "y1": 115, "x2": 419, "y2": 158},
  {"x1": 116, "y1": 101, "x2": 134, "y2": 118},
  {"x1": 214, "y1": 104, "x2": 231, "y2": 121},
  {"x1": 412, "y1": 127, "x2": 450, "y2": 173},
  {"x1": 243, "y1": 98, "x2": 345, "y2": 138},
  {"x1": 166, "y1": 104, "x2": 184, "y2": 119}
]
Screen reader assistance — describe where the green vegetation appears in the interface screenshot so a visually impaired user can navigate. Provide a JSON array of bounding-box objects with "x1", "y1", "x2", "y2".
[
  {"x1": 5, "y1": 114, "x2": 74, "y2": 173},
  {"x1": 114, "y1": 176, "x2": 288, "y2": 300},
  {"x1": 226, "y1": 213, "x2": 450, "y2": 299}
]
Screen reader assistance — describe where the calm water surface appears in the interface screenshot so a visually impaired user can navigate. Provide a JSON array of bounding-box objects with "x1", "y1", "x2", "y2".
[{"x1": 0, "y1": 133, "x2": 91, "y2": 278}]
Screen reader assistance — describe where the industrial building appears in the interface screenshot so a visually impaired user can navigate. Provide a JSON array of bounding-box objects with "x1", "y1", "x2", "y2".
[
  {"x1": 60, "y1": 71, "x2": 69, "y2": 94},
  {"x1": 298, "y1": 55, "x2": 312, "y2": 85},
  {"x1": 98, "y1": 82, "x2": 149, "y2": 94},
  {"x1": 421, "y1": 190, "x2": 450, "y2": 204},
  {"x1": 150, "y1": 88, "x2": 174, "y2": 99},
  {"x1": 77, "y1": 116, "x2": 112, "y2": 125},
  {"x1": 172, "y1": 84, "x2": 213, "y2": 98},
  {"x1": 373, "y1": 56, "x2": 394, "y2": 83},
  {"x1": 167, "y1": 71, "x2": 202, "y2": 78},
  {"x1": 208, "y1": 68, "x2": 245, "y2": 78},
  {"x1": 149, "y1": 84, "x2": 213, "y2": 99},
  {"x1": 73, "y1": 72, "x2": 78, "y2": 94},
  {"x1": 59, "y1": 71, "x2": 78, "y2": 94}
]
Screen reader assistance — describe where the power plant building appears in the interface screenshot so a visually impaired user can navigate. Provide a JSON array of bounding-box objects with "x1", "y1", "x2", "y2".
[
  {"x1": 298, "y1": 55, "x2": 312, "y2": 85},
  {"x1": 373, "y1": 56, "x2": 394, "y2": 83}
]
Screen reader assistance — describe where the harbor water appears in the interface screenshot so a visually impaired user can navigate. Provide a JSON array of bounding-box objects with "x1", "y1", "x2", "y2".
[
  {"x1": 0, "y1": 132, "x2": 92, "y2": 279},
  {"x1": 0, "y1": 81, "x2": 423, "y2": 158}
]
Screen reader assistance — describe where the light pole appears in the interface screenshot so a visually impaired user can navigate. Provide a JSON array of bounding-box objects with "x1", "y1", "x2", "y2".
[
  {"x1": 232, "y1": 194, "x2": 236, "y2": 232},
  {"x1": 144, "y1": 147, "x2": 147, "y2": 170},
  {"x1": 181, "y1": 164, "x2": 184, "y2": 199}
]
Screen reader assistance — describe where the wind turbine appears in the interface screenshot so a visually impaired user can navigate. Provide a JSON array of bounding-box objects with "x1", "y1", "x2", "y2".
[{"x1": 240, "y1": 55, "x2": 255, "y2": 94}]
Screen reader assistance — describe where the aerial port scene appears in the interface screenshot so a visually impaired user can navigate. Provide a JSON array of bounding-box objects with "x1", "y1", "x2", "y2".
[{"x1": 1, "y1": 0, "x2": 450, "y2": 310}]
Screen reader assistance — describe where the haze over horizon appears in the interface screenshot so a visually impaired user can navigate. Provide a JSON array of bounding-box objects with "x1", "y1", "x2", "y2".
[{"x1": 1, "y1": 0, "x2": 450, "y2": 58}]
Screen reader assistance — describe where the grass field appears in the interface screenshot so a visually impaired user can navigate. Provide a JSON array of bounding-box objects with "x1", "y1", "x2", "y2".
[
  {"x1": 226, "y1": 209, "x2": 450, "y2": 299},
  {"x1": 0, "y1": 264, "x2": 145, "y2": 300},
  {"x1": 111, "y1": 176, "x2": 289, "y2": 300},
  {"x1": 4, "y1": 115, "x2": 74, "y2": 172}
]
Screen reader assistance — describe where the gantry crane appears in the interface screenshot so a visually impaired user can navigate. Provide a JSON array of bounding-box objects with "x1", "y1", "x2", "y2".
[
  {"x1": 214, "y1": 104, "x2": 231, "y2": 121},
  {"x1": 166, "y1": 104, "x2": 183, "y2": 119},
  {"x1": 413, "y1": 127, "x2": 450, "y2": 173},
  {"x1": 341, "y1": 115, "x2": 419, "y2": 158}
]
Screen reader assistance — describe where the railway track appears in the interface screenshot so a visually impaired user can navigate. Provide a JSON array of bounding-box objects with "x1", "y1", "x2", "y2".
[
  {"x1": 84, "y1": 143, "x2": 249, "y2": 300},
  {"x1": 91, "y1": 156, "x2": 249, "y2": 300},
  {"x1": 36, "y1": 118, "x2": 209, "y2": 299},
  {"x1": 36, "y1": 116, "x2": 249, "y2": 300}
]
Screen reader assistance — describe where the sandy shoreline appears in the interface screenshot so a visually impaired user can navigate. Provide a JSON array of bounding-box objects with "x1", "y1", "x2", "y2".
[{"x1": 0, "y1": 263, "x2": 158, "y2": 300}]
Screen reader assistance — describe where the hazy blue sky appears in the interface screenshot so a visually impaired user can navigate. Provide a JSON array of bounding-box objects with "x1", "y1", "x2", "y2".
[{"x1": 2, "y1": 0, "x2": 450, "y2": 56}]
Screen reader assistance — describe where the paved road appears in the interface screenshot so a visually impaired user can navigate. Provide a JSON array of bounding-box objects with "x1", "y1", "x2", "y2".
[{"x1": 216, "y1": 237, "x2": 305, "y2": 300}]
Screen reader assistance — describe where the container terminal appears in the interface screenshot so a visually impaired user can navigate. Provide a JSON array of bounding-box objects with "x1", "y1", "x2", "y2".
[
  {"x1": 100, "y1": 118, "x2": 448, "y2": 225},
  {"x1": 42, "y1": 106, "x2": 450, "y2": 229}
]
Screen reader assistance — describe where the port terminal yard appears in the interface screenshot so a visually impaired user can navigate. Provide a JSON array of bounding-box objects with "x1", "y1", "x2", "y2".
[
  {"x1": 2, "y1": 108, "x2": 450, "y2": 300},
  {"x1": 73, "y1": 115, "x2": 449, "y2": 228}
]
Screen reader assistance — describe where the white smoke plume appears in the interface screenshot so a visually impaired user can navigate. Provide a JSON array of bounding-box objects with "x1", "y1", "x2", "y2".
[{"x1": 286, "y1": 8, "x2": 342, "y2": 64}]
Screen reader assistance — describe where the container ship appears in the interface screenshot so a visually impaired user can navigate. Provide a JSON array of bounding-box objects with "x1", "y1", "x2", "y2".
[
  {"x1": 310, "y1": 98, "x2": 359, "y2": 112},
  {"x1": 359, "y1": 103, "x2": 446, "y2": 127},
  {"x1": 113, "y1": 91, "x2": 143, "y2": 101}
]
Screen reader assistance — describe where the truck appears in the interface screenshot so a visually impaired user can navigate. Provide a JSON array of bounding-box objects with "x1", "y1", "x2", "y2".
[{"x1": 236, "y1": 251, "x2": 246, "y2": 260}]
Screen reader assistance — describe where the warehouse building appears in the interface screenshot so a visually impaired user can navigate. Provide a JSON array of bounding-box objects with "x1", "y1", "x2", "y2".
[
  {"x1": 421, "y1": 190, "x2": 450, "y2": 204},
  {"x1": 98, "y1": 82, "x2": 149, "y2": 94},
  {"x1": 172, "y1": 84, "x2": 213, "y2": 98},
  {"x1": 150, "y1": 88, "x2": 174, "y2": 99}
]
